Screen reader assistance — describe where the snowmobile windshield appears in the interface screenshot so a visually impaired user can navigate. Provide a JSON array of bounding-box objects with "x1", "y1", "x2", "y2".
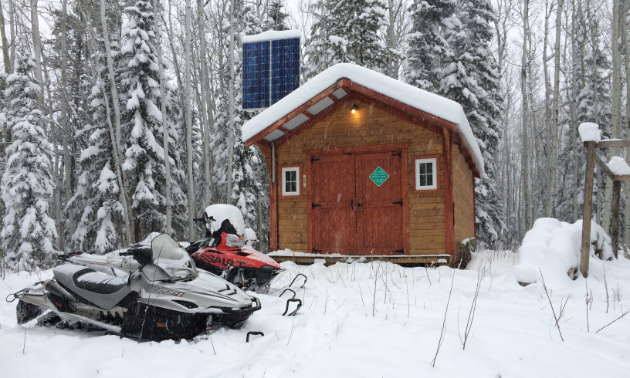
[{"x1": 150, "y1": 234, "x2": 198, "y2": 281}]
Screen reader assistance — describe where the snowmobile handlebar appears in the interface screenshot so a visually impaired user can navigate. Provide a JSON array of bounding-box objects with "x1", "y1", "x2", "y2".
[{"x1": 194, "y1": 215, "x2": 215, "y2": 223}]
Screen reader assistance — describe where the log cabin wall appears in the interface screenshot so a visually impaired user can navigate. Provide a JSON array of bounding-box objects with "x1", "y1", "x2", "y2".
[
  {"x1": 257, "y1": 99, "x2": 458, "y2": 256},
  {"x1": 453, "y1": 144, "x2": 476, "y2": 245}
]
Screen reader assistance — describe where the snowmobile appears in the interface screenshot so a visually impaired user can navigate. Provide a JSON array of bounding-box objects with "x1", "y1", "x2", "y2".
[
  {"x1": 186, "y1": 204, "x2": 283, "y2": 293},
  {"x1": 7, "y1": 233, "x2": 261, "y2": 341}
]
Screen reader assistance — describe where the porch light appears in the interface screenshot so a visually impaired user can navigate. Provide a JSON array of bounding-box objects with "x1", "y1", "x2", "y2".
[{"x1": 351, "y1": 104, "x2": 358, "y2": 114}]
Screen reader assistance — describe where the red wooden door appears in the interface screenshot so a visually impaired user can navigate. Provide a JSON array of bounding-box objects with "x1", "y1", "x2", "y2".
[
  {"x1": 355, "y1": 152, "x2": 404, "y2": 255},
  {"x1": 311, "y1": 155, "x2": 357, "y2": 254}
]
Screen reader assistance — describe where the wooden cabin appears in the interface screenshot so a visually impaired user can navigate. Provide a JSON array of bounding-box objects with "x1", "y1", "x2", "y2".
[{"x1": 242, "y1": 64, "x2": 483, "y2": 266}]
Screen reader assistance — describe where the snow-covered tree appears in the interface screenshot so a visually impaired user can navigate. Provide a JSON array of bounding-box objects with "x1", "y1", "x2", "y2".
[
  {"x1": 71, "y1": 50, "x2": 125, "y2": 253},
  {"x1": 1, "y1": 54, "x2": 57, "y2": 271},
  {"x1": 305, "y1": 0, "x2": 388, "y2": 78},
  {"x1": 117, "y1": 0, "x2": 187, "y2": 240},
  {"x1": 406, "y1": 0, "x2": 505, "y2": 247},
  {"x1": 459, "y1": 0, "x2": 505, "y2": 247},
  {"x1": 406, "y1": 0, "x2": 455, "y2": 92},
  {"x1": 263, "y1": 0, "x2": 290, "y2": 31}
]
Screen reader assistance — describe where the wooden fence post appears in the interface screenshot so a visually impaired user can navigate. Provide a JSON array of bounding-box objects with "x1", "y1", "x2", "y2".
[
  {"x1": 580, "y1": 141, "x2": 595, "y2": 278},
  {"x1": 611, "y1": 181, "x2": 621, "y2": 258}
]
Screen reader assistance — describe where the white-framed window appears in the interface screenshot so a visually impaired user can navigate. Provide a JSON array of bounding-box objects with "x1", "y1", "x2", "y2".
[
  {"x1": 282, "y1": 167, "x2": 300, "y2": 196},
  {"x1": 415, "y1": 158, "x2": 437, "y2": 190}
]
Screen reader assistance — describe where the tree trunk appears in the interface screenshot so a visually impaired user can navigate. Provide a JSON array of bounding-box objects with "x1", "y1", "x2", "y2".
[
  {"x1": 7, "y1": 0, "x2": 14, "y2": 69},
  {"x1": 185, "y1": 0, "x2": 196, "y2": 239},
  {"x1": 521, "y1": 0, "x2": 531, "y2": 230},
  {"x1": 60, "y1": 0, "x2": 75, "y2": 248},
  {"x1": 154, "y1": 0, "x2": 172, "y2": 235},
  {"x1": 548, "y1": 0, "x2": 564, "y2": 217},
  {"x1": 0, "y1": 0, "x2": 10, "y2": 74},
  {"x1": 543, "y1": 0, "x2": 551, "y2": 204},
  {"x1": 198, "y1": 0, "x2": 214, "y2": 208},
  {"x1": 604, "y1": 0, "x2": 623, "y2": 233},
  {"x1": 570, "y1": 0, "x2": 579, "y2": 222},
  {"x1": 226, "y1": 0, "x2": 235, "y2": 200},
  {"x1": 30, "y1": 0, "x2": 45, "y2": 112},
  {"x1": 100, "y1": 0, "x2": 134, "y2": 244},
  {"x1": 387, "y1": 0, "x2": 396, "y2": 78},
  {"x1": 623, "y1": 0, "x2": 630, "y2": 250}
]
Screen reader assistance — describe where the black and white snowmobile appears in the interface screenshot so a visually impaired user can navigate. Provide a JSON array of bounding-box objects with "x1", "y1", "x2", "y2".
[{"x1": 7, "y1": 234, "x2": 261, "y2": 341}]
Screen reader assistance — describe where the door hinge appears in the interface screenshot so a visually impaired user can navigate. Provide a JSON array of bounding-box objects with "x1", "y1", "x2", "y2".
[
  {"x1": 394, "y1": 248, "x2": 404, "y2": 254},
  {"x1": 392, "y1": 151, "x2": 402, "y2": 157},
  {"x1": 311, "y1": 156, "x2": 320, "y2": 163},
  {"x1": 312, "y1": 203, "x2": 322, "y2": 209},
  {"x1": 393, "y1": 200, "x2": 403, "y2": 206},
  {"x1": 313, "y1": 248, "x2": 322, "y2": 253}
]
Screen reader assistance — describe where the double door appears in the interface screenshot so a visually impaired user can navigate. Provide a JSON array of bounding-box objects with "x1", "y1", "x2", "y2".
[{"x1": 310, "y1": 151, "x2": 404, "y2": 255}]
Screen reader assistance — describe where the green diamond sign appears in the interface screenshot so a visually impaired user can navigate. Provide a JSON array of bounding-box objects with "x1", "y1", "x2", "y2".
[{"x1": 369, "y1": 166, "x2": 389, "y2": 187}]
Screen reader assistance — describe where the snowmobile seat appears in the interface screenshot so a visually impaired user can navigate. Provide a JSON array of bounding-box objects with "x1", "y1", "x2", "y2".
[
  {"x1": 72, "y1": 268, "x2": 128, "y2": 294},
  {"x1": 53, "y1": 264, "x2": 133, "y2": 310}
]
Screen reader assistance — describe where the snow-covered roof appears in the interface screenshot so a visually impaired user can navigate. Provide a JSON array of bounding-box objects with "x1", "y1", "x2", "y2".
[
  {"x1": 241, "y1": 30, "x2": 301, "y2": 43},
  {"x1": 241, "y1": 63, "x2": 484, "y2": 175}
]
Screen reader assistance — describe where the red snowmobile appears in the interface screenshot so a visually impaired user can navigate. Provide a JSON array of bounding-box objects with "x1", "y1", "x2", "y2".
[{"x1": 186, "y1": 205, "x2": 283, "y2": 292}]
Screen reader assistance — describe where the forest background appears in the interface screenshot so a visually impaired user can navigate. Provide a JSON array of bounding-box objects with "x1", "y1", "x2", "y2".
[{"x1": 0, "y1": 0, "x2": 629, "y2": 272}]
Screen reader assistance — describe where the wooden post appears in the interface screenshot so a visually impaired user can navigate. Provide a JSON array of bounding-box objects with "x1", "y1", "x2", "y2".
[
  {"x1": 580, "y1": 141, "x2": 595, "y2": 277},
  {"x1": 611, "y1": 181, "x2": 621, "y2": 258}
]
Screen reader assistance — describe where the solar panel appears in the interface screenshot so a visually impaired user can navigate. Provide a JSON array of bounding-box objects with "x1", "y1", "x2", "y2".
[{"x1": 242, "y1": 31, "x2": 300, "y2": 109}]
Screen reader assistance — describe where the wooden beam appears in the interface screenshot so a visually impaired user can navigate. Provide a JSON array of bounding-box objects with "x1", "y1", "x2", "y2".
[
  {"x1": 593, "y1": 152, "x2": 616, "y2": 178},
  {"x1": 595, "y1": 140, "x2": 630, "y2": 149},
  {"x1": 443, "y1": 130, "x2": 456, "y2": 259},
  {"x1": 611, "y1": 181, "x2": 621, "y2": 258},
  {"x1": 592, "y1": 152, "x2": 630, "y2": 181},
  {"x1": 245, "y1": 80, "x2": 345, "y2": 148},
  {"x1": 274, "y1": 95, "x2": 353, "y2": 147},
  {"x1": 269, "y1": 254, "x2": 452, "y2": 266},
  {"x1": 581, "y1": 141, "x2": 595, "y2": 278}
]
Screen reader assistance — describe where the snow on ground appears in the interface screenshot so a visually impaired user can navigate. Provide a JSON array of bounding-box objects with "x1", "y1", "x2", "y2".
[
  {"x1": 2, "y1": 251, "x2": 630, "y2": 378},
  {"x1": 513, "y1": 218, "x2": 614, "y2": 286}
]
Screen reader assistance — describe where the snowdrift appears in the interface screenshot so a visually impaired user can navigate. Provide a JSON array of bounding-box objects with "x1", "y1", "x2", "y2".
[{"x1": 513, "y1": 218, "x2": 614, "y2": 286}]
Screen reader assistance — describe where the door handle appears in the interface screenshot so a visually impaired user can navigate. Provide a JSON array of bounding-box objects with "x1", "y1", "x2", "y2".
[
  {"x1": 351, "y1": 200, "x2": 353, "y2": 210},
  {"x1": 393, "y1": 200, "x2": 403, "y2": 206}
]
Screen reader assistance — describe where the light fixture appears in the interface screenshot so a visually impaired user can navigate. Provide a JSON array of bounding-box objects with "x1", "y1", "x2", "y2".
[{"x1": 351, "y1": 104, "x2": 358, "y2": 114}]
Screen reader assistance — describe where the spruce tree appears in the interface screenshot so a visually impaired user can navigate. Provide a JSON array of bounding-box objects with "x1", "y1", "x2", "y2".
[
  {"x1": 1, "y1": 54, "x2": 58, "y2": 271},
  {"x1": 303, "y1": 0, "x2": 335, "y2": 79},
  {"x1": 117, "y1": 0, "x2": 187, "y2": 240},
  {"x1": 305, "y1": 0, "x2": 388, "y2": 78},
  {"x1": 407, "y1": 0, "x2": 505, "y2": 247},
  {"x1": 263, "y1": 0, "x2": 290, "y2": 31},
  {"x1": 459, "y1": 0, "x2": 505, "y2": 247},
  {"x1": 406, "y1": 0, "x2": 456, "y2": 91},
  {"x1": 71, "y1": 49, "x2": 125, "y2": 253}
]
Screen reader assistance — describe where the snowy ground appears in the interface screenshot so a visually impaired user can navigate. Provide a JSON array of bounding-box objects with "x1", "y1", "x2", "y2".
[{"x1": 2, "y1": 251, "x2": 630, "y2": 378}]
